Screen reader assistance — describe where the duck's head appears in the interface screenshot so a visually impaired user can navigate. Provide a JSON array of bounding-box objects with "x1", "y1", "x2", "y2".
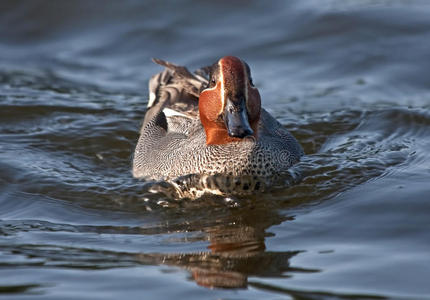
[{"x1": 199, "y1": 56, "x2": 261, "y2": 145}]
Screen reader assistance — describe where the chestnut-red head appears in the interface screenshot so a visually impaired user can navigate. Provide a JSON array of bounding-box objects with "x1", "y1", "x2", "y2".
[{"x1": 199, "y1": 56, "x2": 261, "y2": 145}]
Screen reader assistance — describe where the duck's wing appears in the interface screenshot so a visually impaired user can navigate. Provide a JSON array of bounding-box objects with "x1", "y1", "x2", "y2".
[
  {"x1": 151, "y1": 58, "x2": 208, "y2": 99},
  {"x1": 134, "y1": 59, "x2": 210, "y2": 179},
  {"x1": 141, "y1": 59, "x2": 209, "y2": 131}
]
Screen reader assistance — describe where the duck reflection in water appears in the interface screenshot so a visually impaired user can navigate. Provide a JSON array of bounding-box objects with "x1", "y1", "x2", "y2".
[
  {"x1": 134, "y1": 201, "x2": 318, "y2": 289},
  {"x1": 190, "y1": 223, "x2": 299, "y2": 289}
]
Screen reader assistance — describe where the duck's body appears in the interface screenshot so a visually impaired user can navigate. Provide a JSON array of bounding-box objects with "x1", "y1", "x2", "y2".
[{"x1": 133, "y1": 57, "x2": 303, "y2": 197}]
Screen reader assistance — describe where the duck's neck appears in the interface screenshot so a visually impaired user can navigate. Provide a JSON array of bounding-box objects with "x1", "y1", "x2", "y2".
[
  {"x1": 203, "y1": 124, "x2": 259, "y2": 145},
  {"x1": 204, "y1": 127, "x2": 241, "y2": 145}
]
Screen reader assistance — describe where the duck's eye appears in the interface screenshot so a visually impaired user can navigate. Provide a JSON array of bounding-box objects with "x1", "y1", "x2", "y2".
[{"x1": 211, "y1": 78, "x2": 216, "y2": 85}]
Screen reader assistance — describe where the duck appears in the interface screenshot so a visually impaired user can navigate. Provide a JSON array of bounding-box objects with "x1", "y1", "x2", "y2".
[{"x1": 133, "y1": 56, "x2": 303, "y2": 198}]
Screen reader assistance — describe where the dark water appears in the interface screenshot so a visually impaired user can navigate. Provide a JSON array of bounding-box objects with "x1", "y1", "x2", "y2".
[{"x1": 1, "y1": 0, "x2": 430, "y2": 299}]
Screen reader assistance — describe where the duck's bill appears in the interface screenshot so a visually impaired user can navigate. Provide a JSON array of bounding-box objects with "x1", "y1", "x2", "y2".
[{"x1": 224, "y1": 99, "x2": 254, "y2": 138}]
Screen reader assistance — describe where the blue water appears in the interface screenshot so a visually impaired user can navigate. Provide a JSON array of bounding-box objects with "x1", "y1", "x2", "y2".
[{"x1": 1, "y1": 1, "x2": 430, "y2": 299}]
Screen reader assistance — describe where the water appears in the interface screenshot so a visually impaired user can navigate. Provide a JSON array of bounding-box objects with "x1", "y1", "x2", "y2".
[{"x1": 1, "y1": 0, "x2": 430, "y2": 299}]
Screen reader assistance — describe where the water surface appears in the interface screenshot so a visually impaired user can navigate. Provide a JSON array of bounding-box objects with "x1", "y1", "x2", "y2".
[{"x1": 1, "y1": 1, "x2": 430, "y2": 299}]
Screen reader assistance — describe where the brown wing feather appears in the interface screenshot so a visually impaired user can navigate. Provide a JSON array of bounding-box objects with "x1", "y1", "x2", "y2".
[{"x1": 152, "y1": 58, "x2": 208, "y2": 98}]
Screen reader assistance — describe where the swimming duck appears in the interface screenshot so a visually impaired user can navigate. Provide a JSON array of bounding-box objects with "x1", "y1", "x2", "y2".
[{"x1": 133, "y1": 56, "x2": 303, "y2": 198}]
